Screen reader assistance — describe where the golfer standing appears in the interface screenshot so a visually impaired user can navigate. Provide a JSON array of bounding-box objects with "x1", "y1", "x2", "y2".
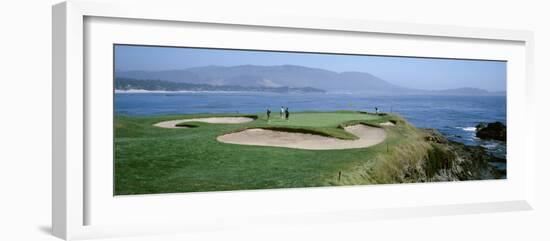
[
  {"x1": 280, "y1": 106, "x2": 285, "y2": 119},
  {"x1": 285, "y1": 107, "x2": 289, "y2": 120},
  {"x1": 266, "y1": 108, "x2": 271, "y2": 120}
]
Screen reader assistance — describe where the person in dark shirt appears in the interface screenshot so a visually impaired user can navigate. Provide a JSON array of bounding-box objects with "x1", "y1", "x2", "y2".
[
  {"x1": 266, "y1": 108, "x2": 271, "y2": 120},
  {"x1": 285, "y1": 107, "x2": 289, "y2": 120}
]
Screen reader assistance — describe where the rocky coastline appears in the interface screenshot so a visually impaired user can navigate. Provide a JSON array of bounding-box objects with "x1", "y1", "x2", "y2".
[{"x1": 422, "y1": 128, "x2": 506, "y2": 181}]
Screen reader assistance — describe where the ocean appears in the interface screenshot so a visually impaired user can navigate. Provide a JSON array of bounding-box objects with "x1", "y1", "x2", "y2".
[{"x1": 115, "y1": 92, "x2": 506, "y2": 159}]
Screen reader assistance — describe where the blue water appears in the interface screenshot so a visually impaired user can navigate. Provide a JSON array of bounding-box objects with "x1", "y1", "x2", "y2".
[{"x1": 115, "y1": 92, "x2": 506, "y2": 158}]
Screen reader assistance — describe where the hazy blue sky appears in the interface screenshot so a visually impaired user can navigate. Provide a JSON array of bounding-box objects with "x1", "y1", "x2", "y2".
[{"x1": 115, "y1": 45, "x2": 506, "y2": 91}]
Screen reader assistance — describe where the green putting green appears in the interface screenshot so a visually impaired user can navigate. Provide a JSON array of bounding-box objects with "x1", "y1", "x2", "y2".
[{"x1": 264, "y1": 111, "x2": 380, "y2": 128}]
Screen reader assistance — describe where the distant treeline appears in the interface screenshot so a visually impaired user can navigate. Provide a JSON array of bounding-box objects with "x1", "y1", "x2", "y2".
[{"x1": 115, "y1": 78, "x2": 325, "y2": 93}]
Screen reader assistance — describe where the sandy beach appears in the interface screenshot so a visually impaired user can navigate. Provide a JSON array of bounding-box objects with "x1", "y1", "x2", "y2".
[
  {"x1": 154, "y1": 117, "x2": 255, "y2": 128},
  {"x1": 379, "y1": 121, "x2": 396, "y2": 126},
  {"x1": 217, "y1": 124, "x2": 387, "y2": 150}
]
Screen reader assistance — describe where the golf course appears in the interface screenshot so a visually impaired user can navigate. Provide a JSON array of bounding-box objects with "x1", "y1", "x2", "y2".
[{"x1": 114, "y1": 110, "x2": 499, "y2": 195}]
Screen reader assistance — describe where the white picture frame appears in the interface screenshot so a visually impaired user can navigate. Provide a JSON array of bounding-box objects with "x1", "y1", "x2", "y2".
[{"x1": 52, "y1": 0, "x2": 535, "y2": 240}]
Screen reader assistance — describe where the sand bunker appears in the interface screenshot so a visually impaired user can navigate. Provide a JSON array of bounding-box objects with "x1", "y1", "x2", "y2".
[
  {"x1": 217, "y1": 124, "x2": 386, "y2": 150},
  {"x1": 379, "y1": 121, "x2": 396, "y2": 126},
  {"x1": 154, "y1": 117, "x2": 254, "y2": 128}
]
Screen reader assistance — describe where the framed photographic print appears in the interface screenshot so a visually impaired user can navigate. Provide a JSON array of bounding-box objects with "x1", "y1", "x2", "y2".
[
  {"x1": 52, "y1": 0, "x2": 535, "y2": 240},
  {"x1": 113, "y1": 44, "x2": 508, "y2": 194}
]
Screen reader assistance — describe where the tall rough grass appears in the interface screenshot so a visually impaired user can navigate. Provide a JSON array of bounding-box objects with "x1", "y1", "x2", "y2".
[
  {"x1": 338, "y1": 114, "x2": 490, "y2": 185},
  {"x1": 367, "y1": 131, "x2": 431, "y2": 184}
]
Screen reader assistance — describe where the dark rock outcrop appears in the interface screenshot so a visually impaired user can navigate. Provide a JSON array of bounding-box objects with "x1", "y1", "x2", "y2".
[
  {"x1": 476, "y1": 122, "x2": 506, "y2": 142},
  {"x1": 423, "y1": 128, "x2": 505, "y2": 180}
]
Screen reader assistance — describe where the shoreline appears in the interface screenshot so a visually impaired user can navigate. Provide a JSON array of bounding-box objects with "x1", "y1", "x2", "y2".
[
  {"x1": 114, "y1": 89, "x2": 328, "y2": 94},
  {"x1": 114, "y1": 89, "x2": 506, "y2": 96},
  {"x1": 115, "y1": 89, "x2": 264, "y2": 94}
]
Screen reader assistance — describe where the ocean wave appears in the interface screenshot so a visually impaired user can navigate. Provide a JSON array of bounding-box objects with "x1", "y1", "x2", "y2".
[
  {"x1": 482, "y1": 143, "x2": 499, "y2": 149},
  {"x1": 460, "y1": 127, "x2": 477, "y2": 132}
]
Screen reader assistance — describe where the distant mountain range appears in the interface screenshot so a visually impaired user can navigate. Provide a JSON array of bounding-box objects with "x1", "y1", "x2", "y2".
[{"x1": 116, "y1": 65, "x2": 505, "y2": 96}]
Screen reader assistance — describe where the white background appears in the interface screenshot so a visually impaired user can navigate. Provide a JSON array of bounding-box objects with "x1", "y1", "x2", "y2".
[{"x1": 0, "y1": 0, "x2": 548, "y2": 240}]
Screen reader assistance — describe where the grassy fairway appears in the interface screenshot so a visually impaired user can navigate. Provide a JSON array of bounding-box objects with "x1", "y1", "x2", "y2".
[{"x1": 115, "y1": 111, "x2": 430, "y2": 195}]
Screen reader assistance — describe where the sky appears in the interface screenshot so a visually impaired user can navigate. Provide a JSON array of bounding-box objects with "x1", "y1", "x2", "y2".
[{"x1": 114, "y1": 45, "x2": 507, "y2": 92}]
